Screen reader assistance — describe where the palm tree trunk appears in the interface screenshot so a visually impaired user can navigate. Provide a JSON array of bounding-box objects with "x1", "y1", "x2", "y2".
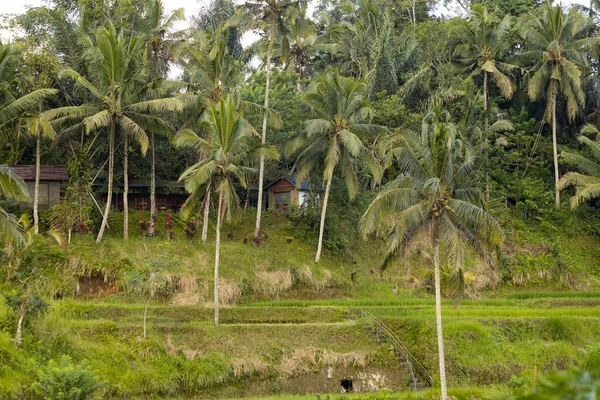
[
  {"x1": 148, "y1": 131, "x2": 156, "y2": 236},
  {"x1": 143, "y1": 295, "x2": 150, "y2": 339},
  {"x1": 33, "y1": 135, "x2": 41, "y2": 235},
  {"x1": 14, "y1": 307, "x2": 25, "y2": 346},
  {"x1": 96, "y1": 120, "x2": 115, "y2": 243},
  {"x1": 432, "y1": 220, "x2": 448, "y2": 400},
  {"x1": 123, "y1": 133, "x2": 129, "y2": 241},
  {"x1": 483, "y1": 71, "x2": 490, "y2": 202},
  {"x1": 202, "y1": 183, "x2": 211, "y2": 242},
  {"x1": 254, "y1": 24, "x2": 276, "y2": 241},
  {"x1": 315, "y1": 171, "x2": 333, "y2": 263},
  {"x1": 214, "y1": 191, "x2": 224, "y2": 327},
  {"x1": 552, "y1": 93, "x2": 560, "y2": 209}
]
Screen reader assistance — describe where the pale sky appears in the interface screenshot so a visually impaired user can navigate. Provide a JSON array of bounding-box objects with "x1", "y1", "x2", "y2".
[{"x1": 0, "y1": 0, "x2": 592, "y2": 44}]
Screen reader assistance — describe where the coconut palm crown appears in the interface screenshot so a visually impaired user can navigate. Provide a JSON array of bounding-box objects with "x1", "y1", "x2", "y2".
[
  {"x1": 558, "y1": 125, "x2": 600, "y2": 209},
  {"x1": 286, "y1": 69, "x2": 383, "y2": 262},
  {"x1": 360, "y1": 109, "x2": 504, "y2": 400}
]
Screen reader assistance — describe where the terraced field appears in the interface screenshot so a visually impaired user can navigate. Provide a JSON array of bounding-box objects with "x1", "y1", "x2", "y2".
[{"x1": 4, "y1": 291, "x2": 600, "y2": 399}]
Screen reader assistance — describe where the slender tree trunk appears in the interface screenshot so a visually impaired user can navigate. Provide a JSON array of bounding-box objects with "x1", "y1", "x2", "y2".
[
  {"x1": 483, "y1": 71, "x2": 490, "y2": 202},
  {"x1": 245, "y1": 185, "x2": 251, "y2": 210},
  {"x1": 96, "y1": 120, "x2": 115, "y2": 243},
  {"x1": 214, "y1": 192, "x2": 224, "y2": 327},
  {"x1": 33, "y1": 135, "x2": 41, "y2": 234},
  {"x1": 143, "y1": 295, "x2": 150, "y2": 339},
  {"x1": 14, "y1": 307, "x2": 25, "y2": 346},
  {"x1": 432, "y1": 220, "x2": 448, "y2": 400},
  {"x1": 254, "y1": 25, "x2": 275, "y2": 241},
  {"x1": 202, "y1": 183, "x2": 211, "y2": 242},
  {"x1": 123, "y1": 134, "x2": 129, "y2": 241},
  {"x1": 315, "y1": 171, "x2": 333, "y2": 263},
  {"x1": 551, "y1": 93, "x2": 560, "y2": 209},
  {"x1": 148, "y1": 131, "x2": 156, "y2": 236}
]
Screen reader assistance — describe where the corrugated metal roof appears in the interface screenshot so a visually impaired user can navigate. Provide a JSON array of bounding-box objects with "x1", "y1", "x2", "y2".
[{"x1": 10, "y1": 165, "x2": 68, "y2": 181}]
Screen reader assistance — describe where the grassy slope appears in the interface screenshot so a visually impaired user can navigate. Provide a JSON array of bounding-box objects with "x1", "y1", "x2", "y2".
[{"x1": 2, "y1": 209, "x2": 600, "y2": 398}]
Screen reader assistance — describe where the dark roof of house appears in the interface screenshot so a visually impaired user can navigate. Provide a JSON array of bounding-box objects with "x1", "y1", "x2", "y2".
[
  {"x1": 264, "y1": 175, "x2": 310, "y2": 191},
  {"x1": 10, "y1": 165, "x2": 68, "y2": 181}
]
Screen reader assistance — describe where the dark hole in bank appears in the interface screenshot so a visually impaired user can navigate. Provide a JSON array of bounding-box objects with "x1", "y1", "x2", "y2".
[{"x1": 341, "y1": 379, "x2": 353, "y2": 392}]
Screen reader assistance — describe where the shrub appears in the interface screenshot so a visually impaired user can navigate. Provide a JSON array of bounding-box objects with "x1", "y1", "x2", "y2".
[{"x1": 31, "y1": 355, "x2": 105, "y2": 400}]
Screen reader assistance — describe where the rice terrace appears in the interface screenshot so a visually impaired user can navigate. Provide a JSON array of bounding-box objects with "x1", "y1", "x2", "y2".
[{"x1": 2, "y1": 0, "x2": 600, "y2": 399}]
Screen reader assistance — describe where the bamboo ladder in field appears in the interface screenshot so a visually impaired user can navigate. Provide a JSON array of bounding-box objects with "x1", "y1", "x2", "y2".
[{"x1": 359, "y1": 309, "x2": 433, "y2": 390}]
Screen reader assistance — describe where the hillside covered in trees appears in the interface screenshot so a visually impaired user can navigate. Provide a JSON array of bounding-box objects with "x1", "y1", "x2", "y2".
[{"x1": 3, "y1": 0, "x2": 600, "y2": 399}]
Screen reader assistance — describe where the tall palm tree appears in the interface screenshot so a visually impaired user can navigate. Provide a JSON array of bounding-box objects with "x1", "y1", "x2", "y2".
[
  {"x1": 226, "y1": 0, "x2": 306, "y2": 242},
  {"x1": 176, "y1": 26, "x2": 280, "y2": 242},
  {"x1": 558, "y1": 125, "x2": 600, "y2": 208},
  {"x1": 286, "y1": 70, "x2": 383, "y2": 262},
  {"x1": 20, "y1": 114, "x2": 56, "y2": 234},
  {"x1": 0, "y1": 42, "x2": 56, "y2": 242},
  {"x1": 175, "y1": 95, "x2": 278, "y2": 326},
  {"x1": 360, "y1": 110, "x2": 504, "y2": 400},
  {"x1": 141, "y1": 0, "x2": 184, "y2": 237},
  {"x1": 453, "y1": 5, "x2": 514, "y2": 115},
  {"x1": 519, "y1": 2, "x2": 597, "y2": 208},
  {"x1": 454, "y1": 4, "x2": 515, "y2": 201},
  {"x1": 45, "y1": 23, "x2": 181, "y2": 242}
]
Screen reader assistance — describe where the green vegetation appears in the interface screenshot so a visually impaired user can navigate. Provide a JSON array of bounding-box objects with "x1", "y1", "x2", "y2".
[{"x1": 4, "y1": 0, "x2": 600, "y2": 398}]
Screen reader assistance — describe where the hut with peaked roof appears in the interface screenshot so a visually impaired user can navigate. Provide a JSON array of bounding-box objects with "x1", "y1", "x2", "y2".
[
  {"x1": 264, "y1": 175, "x2": 311, "y2": 211},
  {"x1": 10, "y1": 165, "x2": 68, "y2": 207}
]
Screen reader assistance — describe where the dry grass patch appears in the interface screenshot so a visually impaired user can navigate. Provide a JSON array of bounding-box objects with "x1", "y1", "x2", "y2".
[
  {"x1": 253, "y1": 270, "x2": 294, "y2": 297},
  {"x1": 280, "y1": 347, "x2": 367, "y2": 377}
]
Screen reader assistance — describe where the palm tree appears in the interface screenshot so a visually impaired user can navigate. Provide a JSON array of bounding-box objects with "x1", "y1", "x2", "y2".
[
  {"x1": 175, "y1": 26, "x2": 280, "y2": 242},
  {"x1": 226, "y1": 0, "x2": 306, "y2": 241},
  {"x1": 558, "y1": 125, "x2": 600, "y2": 209},
  {"x1": 286, "y1": 70, "x2": 383, "y2": 262},
  {"x1": 453, "y1": 5, "x2": 514, "y2": 115},
  {"x1": 175, "y1": 95, "x2": 279, "y2": 326},
  {"x1": 360, "y1": 110, "x2": 504, "y2": 400},
  {"x1": 453, "y1": 4, "x2": 515, "y2": 201},
  {"x1": 141, "y1": 0, "x2": 184, "y2": 237},
  {"x1": 0, "y1": 43, "x2": 58, "y2": 134},
  {"x1": 0, "y1": 42, "x2": 57, "y2": 241},
  {"x1": 45, "y1": 23, "x2": 181, "y2": 242},
  {"x1": 519, "y1": 2, "x2": 597, "y2": 208},
  {"x1": 20, "y1": 114, "x2": 56, "y2": 234}
]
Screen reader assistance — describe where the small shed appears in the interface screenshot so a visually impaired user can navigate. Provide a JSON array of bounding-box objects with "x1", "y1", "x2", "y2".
[
  {"x1": 264, "y1": 175, "x2": 310, "y2": 211},
  {"x1": 10, "y1": 165, "x2": 68, "y2": 207}
]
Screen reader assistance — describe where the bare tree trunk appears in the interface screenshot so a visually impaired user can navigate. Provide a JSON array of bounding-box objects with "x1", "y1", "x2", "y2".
[
  {"x1": 254, "y1": 25, "x2": 275, "y2": 241},
  {"x1": 33, "y1": 135, "x2": 41, "y2": 234},
  {"x1": 214, "y1": 191, "x2": 224, "y2": 327},
  {"x1": 148, "y1": 131, "x2": 156, "y2": 236},
  {"x1": 483, "y1": 71, "x2": 490, "y2": 202},
  {"x1": 432, "y1": 220, "x2": 447, "y2": 400},
  {"x1": 551, "y1": 93, "x2": 560, "y2": 209},
  {"x1": 14, "y1": 307, "x2": 25, "y2": 346},
  {"x1": 315, "y1": 171, "x2": 333, "y2": 263},
  {"x1": 245, "y1": 185, "x2": 251, "y2": 210},
  {"x1": 96, "y1": 120, "x2": 115, "y2": 243},
  {"x1": 123, "y1": 134, "x2": 129, "y2": 241},
  {"x1": 202, "y1": 183, "x2": 211, "y2": 242},
  {"x1": 143, "y1": 295, "x2": 150, "y2": 339}
]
